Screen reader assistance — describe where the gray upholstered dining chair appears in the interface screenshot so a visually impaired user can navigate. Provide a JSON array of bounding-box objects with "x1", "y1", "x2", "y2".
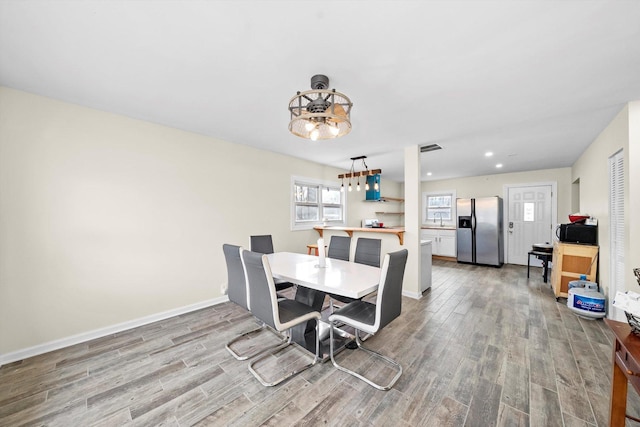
[
  {"x1": 330, "y1": 237, "x2": 381, "y2": 309},
  {"x1": 250, "y1": 234, "x2": 275, "y2": 254},
  {"x1": 250, "y1": 234, "x2": 295, "y2": 293},
  {"x1": 327, "y1": 235, "x2": 351, "y2": 261},
  {"x1": 327, "y1": 236, "x2": 355, "y2": 309},
  {"x1": 223, "y1": 244, "x2": 285, "y2": 360},
  {"x1": 328, "y1": 249, "x2": 408, "y2": 390},
  {"x1": 242, "y1": 250, "x2": 322, "y2": 386},
  {"x1": 354, "y1": 237, "x2": 382, "y2": 268}
]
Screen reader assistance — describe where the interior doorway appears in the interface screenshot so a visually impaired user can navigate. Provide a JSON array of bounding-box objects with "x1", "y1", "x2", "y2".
[{"x1": 504, "y1": 183, "x2": 557, "y2": 266}]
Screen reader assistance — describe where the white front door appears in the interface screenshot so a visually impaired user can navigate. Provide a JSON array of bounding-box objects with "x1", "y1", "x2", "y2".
[{"x1": 506, "y1": 184, "x2": 554, "y2": 266}]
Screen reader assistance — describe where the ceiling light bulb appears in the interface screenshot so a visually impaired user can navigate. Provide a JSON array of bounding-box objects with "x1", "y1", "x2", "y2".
[
  {"x1": 496, "y1": 163, "x2": 503, "y2": 168},
  {"x1": 427, "y1": 172, "x2": 432, "y2": 176},
  {"x1": 310, "y1": 128, "x2": 319, "y2": 141},
  {"x1": 329, "y1": 123, "x2": 340, "y2": 136},
  {"x1": 374, "y1": 181, "x2": 379, "y2": 191},
  {"x1": 356, "y1": 179, "x2": 360, "y2": 191},
  {"x1": 485, "y1": 152, "x2": 493, "y2": 157},
  {"x1": 305, "y1": 121, "x2": 315, "y2": 132},
  {"x1": 365, "y1": 181, "x2": 370, "y2": 191},
  {"x1": 348, "y1": 182, "x2": 352, "y2": 192}
]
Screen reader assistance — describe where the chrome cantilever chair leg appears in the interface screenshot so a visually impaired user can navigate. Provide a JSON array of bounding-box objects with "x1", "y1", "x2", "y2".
[
  {"x1": 225, "y1": 323, "x2": 288, "y2": 361},
  {"x1": 329, "y1": 326, "x2": 402, "y2": 391},
  {"x1": 248, "y1": 321, "x2": 320, "y2": 387},
  {"x1": 328, "y1": 249, "x2": 407, "y2": 391}
]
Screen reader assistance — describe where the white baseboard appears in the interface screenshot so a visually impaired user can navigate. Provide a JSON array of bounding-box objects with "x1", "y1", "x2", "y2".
[
  {"x1": 0, "y1": 296, "x2": 229, "y2": 367},
  {"x1": 402, "y1": 290, "x2": 423, "y2": 300}
]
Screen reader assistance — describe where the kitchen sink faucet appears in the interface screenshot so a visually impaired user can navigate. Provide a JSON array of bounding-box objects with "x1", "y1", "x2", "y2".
[{"x1": 434, "y1": 212, "x2": 444, "y2": 227}]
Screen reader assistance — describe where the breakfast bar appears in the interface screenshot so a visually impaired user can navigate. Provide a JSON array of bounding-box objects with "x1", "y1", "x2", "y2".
[{"x1": 313, "y1": 226, "x2": 405, "y2": 245}]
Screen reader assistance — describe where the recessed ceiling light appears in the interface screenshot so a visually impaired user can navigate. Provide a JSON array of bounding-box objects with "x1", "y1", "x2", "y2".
[
  {"x1": 427, "y1": 172, "x2": 432, "y2": 176},
  {"x1": 496, "y1": 163, "x2": 503, "y2": 168},
  {"x1": 485, "y1": 152, "x2": 493, "y2": 157}
]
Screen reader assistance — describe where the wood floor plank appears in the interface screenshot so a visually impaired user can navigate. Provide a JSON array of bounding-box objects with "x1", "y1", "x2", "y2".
[
  {"x1": 128, "y1": 387, "x2": 204, "y2": 426},
  {"x1": 549, "y1": 338, "x2": 582, "y2": 388},
  {"x1": 586, "y1": 390, "x2": 609, "y2": 427},
  {"x1": 529, "y1": 348, "x2": 557, "y2": 392},
  {"x1": 478, "y1": 344, "x2": 506, "y2": 384},
  {"x1": 556, "y1": 382, "x2": 596, "y2": 425},
  {"x1": 496, "y1": 403, "x2": 529, "y2": 427},
  {"x1": 501, "y1": 361, "x2": 530, "y2": 414},
  {"x1": 445, "y1": 357, "x2": 478, "y2": 406},
  {"x1": 293, "y1": 381, "x2": 360, "y2": 425},
  {"x1": 258, "y1": 401, "x2": 306, "y2": 427},
  {"x1": 529, "y1": 383, "x2": 563, "y2": 427},
  {"x1": 561, "y1": 412, "x2": 596, "y2": 427},
  {"x1": 420, "y1": 396, "x2": 469, "y2": 427},
  {"x1": 464, "y1": 377, "x2": 502, "y2": 427}
]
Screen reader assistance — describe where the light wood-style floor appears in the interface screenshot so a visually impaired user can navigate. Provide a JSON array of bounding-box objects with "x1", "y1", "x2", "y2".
[{"x1": 1, "y1": 260, "x2": 638, "y2": 426}]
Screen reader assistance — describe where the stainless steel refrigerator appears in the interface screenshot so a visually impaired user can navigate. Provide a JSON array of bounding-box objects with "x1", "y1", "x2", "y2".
[{"x1": 456, "y1": 196, "x2": 504, "y2": 267}]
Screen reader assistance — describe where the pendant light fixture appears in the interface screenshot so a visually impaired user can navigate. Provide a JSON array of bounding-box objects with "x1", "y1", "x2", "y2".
[
  {"x1": 288, "y1": 75, "x2": 353, "y2": 141},
  {"x1": 339, "y1": 156, "x2": 381, "y2": 192}
]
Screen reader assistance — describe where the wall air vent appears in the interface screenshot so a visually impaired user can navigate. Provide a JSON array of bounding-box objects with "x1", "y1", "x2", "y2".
[{"x1": 420, "y1": 144, "x2": 443, "y2": 153}]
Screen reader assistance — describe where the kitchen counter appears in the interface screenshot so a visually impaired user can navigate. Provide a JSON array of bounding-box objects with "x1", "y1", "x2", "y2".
[{"x1": 313, "y1": 226, "x2": 405, "y2": 245}]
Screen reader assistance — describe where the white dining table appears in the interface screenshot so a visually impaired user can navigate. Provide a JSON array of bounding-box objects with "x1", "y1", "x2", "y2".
[{"x1": 266, "y1": 252, "x2": 380, "y2": 299}]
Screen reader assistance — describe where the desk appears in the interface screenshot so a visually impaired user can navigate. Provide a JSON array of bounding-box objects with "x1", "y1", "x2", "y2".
[
  {"x1": 605, "y1": 319, "x2": 640, "y2": 426},
  {"x1": 266, "y1": 252, "x2": 380, "y2": 358}
]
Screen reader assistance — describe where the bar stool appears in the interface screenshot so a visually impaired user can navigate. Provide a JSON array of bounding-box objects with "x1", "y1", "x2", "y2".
[{"x1": 306, "y1": 243, "x2": 327, "y2": 256}]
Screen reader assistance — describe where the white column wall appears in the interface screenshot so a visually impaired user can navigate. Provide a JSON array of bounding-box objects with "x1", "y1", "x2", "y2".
[{"x1": 403, "y1": 145, "x2": 421, "y2": 297}]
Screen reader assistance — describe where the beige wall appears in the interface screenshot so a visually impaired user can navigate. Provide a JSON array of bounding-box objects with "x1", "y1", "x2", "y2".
[
  {"x1": 572, "y1": 103, "x2": 640, "y2": 300},
  {"x1": 572, "y1": 105, "x2": 628, "y2": 300},
  {"x1": 630, "y1": 102, "x2": 640, "y2": 293},
  {"x1": 421, "y1": 167, "x2": 573, "y2": 222},
  {"x1": 0, "y1": 87, "x2": 400, "y2": 356}
]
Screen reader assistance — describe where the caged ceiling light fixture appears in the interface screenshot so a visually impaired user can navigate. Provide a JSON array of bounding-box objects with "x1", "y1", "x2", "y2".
[
  {"x1": 338, "y1": 156, "x2": 381, "y2": 193},
  {"x1": 288, "y1": 74, "x2": 353, "y2": 141}
]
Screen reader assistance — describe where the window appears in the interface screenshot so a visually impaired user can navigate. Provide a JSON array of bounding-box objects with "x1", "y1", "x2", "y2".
[
  {"x1": 523, "y1": 202, "x2": 535, "y2": 221},
  {"x1": 423, "y1": 191, "x2": 456, "y2": 225},
  {"x1": 292, "y1": 177, "x2": 345, "y2": 230}
]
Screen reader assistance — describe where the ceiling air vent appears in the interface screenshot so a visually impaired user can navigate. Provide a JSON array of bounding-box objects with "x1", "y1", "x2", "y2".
[{"x1": 420, "y1": 144, "x2": 443, "y2": 153}]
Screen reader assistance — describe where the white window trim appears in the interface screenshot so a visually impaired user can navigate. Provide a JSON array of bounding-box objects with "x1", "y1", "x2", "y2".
[
  {"x1": 291, "y1": 175, "x2": 347, "y2": 231},
  {"x1": 422, "y1": 190, "x2": 457, "y2": 226}
]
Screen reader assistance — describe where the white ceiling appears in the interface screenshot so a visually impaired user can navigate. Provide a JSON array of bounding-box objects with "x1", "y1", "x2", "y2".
[{"x1": 2, "y1": 1, "x2": 640, "y2": 183}]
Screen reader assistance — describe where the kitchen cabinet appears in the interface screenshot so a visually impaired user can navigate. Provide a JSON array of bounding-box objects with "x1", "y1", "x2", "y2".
[
  {"x1": 421, "y1": 228, "x2": 456, "y2": 257},
  {"x1": 551, "y1": 242, "x2": 599, "y2": 299},
  {"x1": 420, "y1": 240, "x2": 432, "y2": 292}
]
